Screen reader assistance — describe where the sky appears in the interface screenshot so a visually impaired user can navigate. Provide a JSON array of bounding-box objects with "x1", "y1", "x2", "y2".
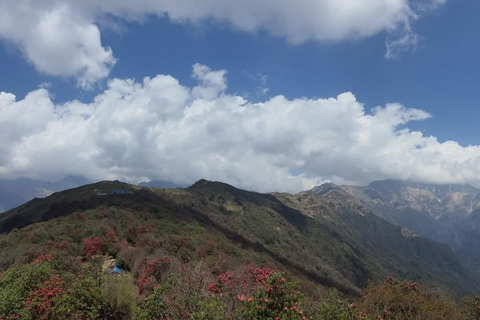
[{"x1": 0, "y1": 0, "x2": 479, "y2": 192}]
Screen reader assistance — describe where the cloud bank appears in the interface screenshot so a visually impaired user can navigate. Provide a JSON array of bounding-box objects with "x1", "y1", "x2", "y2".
[
  {"x1": 1, "y1": 64, "x2": 480, "y2": 193},
  {"x1": 0, "y1": 0, "x2": 443, "y2": 86}
]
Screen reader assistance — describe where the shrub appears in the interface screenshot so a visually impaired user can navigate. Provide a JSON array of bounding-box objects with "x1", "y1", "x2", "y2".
[
  {"x1": 356, "y1": 276, "x2": 459, "y2": 320},
  {"x1": 51, "y1": 274, "x2": 102, "y2": 320},
  {"x1": 460, "y1": 295, "x2": 480, "y2": 320},
  {"x1": 84, "y1": 237, "x2": 105, "y2": 259},
  {"x1": 0, "y1": 262, "x2": 53, "y2": 319},
  {"x1": 315, "y1": 289, "x2": 359, "y2": 320},
  {"x1": 137, "y1": 256, "x2": 171, "y2": 295},
  {"x1": 134, "y1": 280, "x2": 170, "y2": 320},
  {"x1": 101, "y1": 273, "x2": 137, "y2": 319},
  {"x1": 239, "y1": 272, "x2": 306, "y2": 320},
  {"x1": 25, "y1": 273, "x2": 67, "y2": 320}
]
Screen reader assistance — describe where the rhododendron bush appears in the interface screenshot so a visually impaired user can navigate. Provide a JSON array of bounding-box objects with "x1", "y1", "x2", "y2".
[
  {"x1": 2, "y1": 204, "x2": 480, "y2": 320},
  {"x1": 135, "y1": 264, "x2": 308, "y2": 319},
  {"x1": 3, "y1": 253, "x2": 480, "y2": 319}
]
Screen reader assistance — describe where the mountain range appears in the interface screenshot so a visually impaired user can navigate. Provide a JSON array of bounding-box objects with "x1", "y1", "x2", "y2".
[
  {"x1": 338, "y1": 180, "x2": 480, "y2": 273},
  {"x1": 0, "y1": 176, "x2": 92, "y2": 213},
  {"x1": 1, "y1": 178, "x2": 479, "y2": 298},
  {"x1": 0, "y1": 177, "x2": 185, "y2": 213}
]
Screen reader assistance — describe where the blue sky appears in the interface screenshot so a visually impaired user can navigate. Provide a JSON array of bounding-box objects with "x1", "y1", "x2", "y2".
[{"x1": 0, "y1": 0, "x2": 479, "y2": 191}]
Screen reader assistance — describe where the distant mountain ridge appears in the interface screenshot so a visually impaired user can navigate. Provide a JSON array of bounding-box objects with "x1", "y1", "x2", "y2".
[
  {"x1": 337, "y1": 179, "x2": 480, "y2": 274},
  {"x1": 0, "y1": 177, "x2": 186, "y2": 213},
  {"x1": 0, "y1": 176, "x2": 92, "y2": 213},
  {"x1": 340, "y1": 180, "x2": 480, "y2": 247}
]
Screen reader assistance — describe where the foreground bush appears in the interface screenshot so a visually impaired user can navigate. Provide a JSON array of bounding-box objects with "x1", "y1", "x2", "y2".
[
  {"x1": 355, "y1": 276, "x2": 459, "y2": 320},
  {"x1": 5, "y1": 262, "x2": 480, "y2": 320},
  {"x1": 314, "y1": 289, "x2": 359, "y2": 320},
  {"x1": 0, "y1": 263, "x2": 55, "y2": 319},
  {"x1": 135, "y1": 264, "x2": 307, "y2": 319}
]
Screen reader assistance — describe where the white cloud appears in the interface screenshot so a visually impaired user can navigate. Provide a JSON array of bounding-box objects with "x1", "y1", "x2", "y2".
[
  {"x1": 191, "y1": 63, "x2": 228, "y2": 100},
  {"x1": 0, "y1": 2, "x2": 116, "y2": 89},
  {"x1": 385, "y1": 18, "x2": 420, "y2": 59},
  {"x1": 0, "y1": 0, "x2": 444, "y2": 86},
  {"x1": 1, "y1": 64, "x2": 480, "y2": 193},
  {"x1": 413, "y1": 0, "x2": 446, "y2": 11}
]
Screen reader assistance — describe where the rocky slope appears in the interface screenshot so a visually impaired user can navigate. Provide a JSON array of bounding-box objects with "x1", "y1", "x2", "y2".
[
  {"x1": 340, "y1": 180, "x2": 480, "y2": 248},
  {"x1": 336, "y1": 179, "x2": 480, "y2": 273}
]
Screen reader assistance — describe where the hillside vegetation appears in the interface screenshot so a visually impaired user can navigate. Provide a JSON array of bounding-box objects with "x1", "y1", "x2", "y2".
[{"x1": 1, "y1": 180, "x2": 479, "y2": 319}]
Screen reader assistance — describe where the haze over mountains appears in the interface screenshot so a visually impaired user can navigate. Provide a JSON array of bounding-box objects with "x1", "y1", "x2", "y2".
[
  {"x1": 342, "y1": 180, "x2": 480, "y2": 248},
  {"x1": 0, "y1": 176, "x2": 91, "y2": 213},
  {"x1": 0, "y1": 177, "x2": 185, "y2": 213},
  {"x1": 339, "y1": 180, "x2": 480, "y2": 274}
]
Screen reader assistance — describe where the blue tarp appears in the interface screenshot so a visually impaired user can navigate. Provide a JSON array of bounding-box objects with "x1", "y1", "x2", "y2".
[{"x1": 110, "y1": 266, "x2": 122, "y2": 274}]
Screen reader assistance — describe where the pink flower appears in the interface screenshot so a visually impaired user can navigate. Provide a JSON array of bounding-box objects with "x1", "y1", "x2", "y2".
[
  {"x1": 247, "y1": 297, "x2": 253, "y2": 302},
  {"x1": 237, "y1": 295, "x2": 245, "y2": 302},
  {"x1": 350, "y1": 303, "x2": 355, "y2": 308},
  {"x1": 265, "y1": 299, "x2": 269, "y2": 303}
]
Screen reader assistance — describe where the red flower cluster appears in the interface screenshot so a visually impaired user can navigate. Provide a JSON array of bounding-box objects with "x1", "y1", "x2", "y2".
[
  {"x1": 137, "y1": 257, "x2": 171, "y2": 295},
  {"x1": 207, "y1": 271, "x2": 236, "y2": 293},
  {"x1": 405, "y1": 282, "x2": 418, "y2": 291},
  {"x1": 83, "y1": 237, "x2": 104, "y2": 259},
  {"x1": 33, "y1": 253, "x2": 53, "y2": 265},
  {"x1": 249, "y1": 266, "x2": 274, "y2": 286},
  {"x1": 25, "y1": 274, "x2": 67, "y2": 319}
]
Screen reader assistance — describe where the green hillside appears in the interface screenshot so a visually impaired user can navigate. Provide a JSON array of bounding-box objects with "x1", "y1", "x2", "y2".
[{"x1": 0, "y1": 180, "x2": 479, "y2": 319}]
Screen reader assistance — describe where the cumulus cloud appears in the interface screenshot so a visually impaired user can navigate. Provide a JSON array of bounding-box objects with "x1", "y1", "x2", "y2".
[
  {"x1": 0, "y1": 0, "x2": 444, "y2": 86},
  {"x1": 0, "y1": 1, "x2": 116, "y2": 89},
  {"x1": 1, "y1": 64, "x2": 480, "y2": 192}
]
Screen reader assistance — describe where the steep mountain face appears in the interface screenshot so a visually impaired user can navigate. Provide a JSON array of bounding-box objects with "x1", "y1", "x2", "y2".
[
  {"x1": 1, "y1": 179, "x2": 477, "y2": 297},
  {"x1": 340, "y1": 180, "x2": 480, "y2": 249},
  {"x1": 0, "y1": 176, "x2": 91, "y2": 213},
  {"x1": 273, "y1": 183, "x2": 476, "y2": 297}
]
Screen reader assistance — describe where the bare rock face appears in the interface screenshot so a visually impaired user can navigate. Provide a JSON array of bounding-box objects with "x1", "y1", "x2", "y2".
[{"x1": 102, "y1": 258, "x2": 117, "y2": 272}]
